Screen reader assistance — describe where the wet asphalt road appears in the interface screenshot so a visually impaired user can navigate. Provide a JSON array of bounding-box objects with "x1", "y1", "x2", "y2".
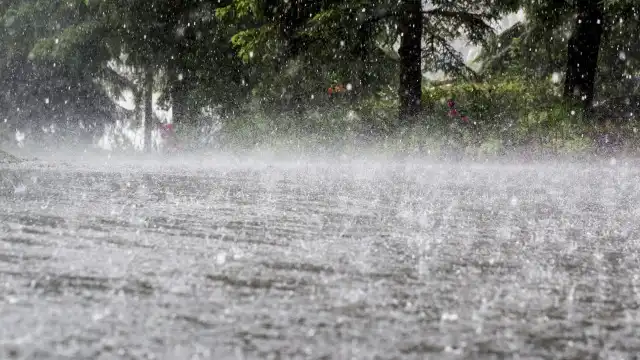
[{"x1": 1, "y1": 154, "x2": 640, "y2": 359}]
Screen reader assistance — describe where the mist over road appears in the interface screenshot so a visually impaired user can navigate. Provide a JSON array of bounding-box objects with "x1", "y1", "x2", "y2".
[{"x1": 1, "y1": 153, "x2": 639, "y2": 359}]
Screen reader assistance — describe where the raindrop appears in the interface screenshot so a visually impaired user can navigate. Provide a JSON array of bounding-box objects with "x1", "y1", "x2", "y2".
[
  {"x1": 14, "y1": 183, "x2": 26, "y2": 194},
  {"x1": 216, "y1": 252, "x2": 227, "y2": 265},
  {"x1": 40, "y1": 200, "x2": 50, "y2": 210},
  {"x1": 15, "y1": 130, "x2": 25, "y2": 146},
  {"x1": 619, "y1": 51, "x2": 626, "y2": 61},
  {"x1": 55, "y1": 38, "x2": 59, "y2": 44},
  {"x1": 441, "y1": 312, "x2": 458, "y2": 321}
]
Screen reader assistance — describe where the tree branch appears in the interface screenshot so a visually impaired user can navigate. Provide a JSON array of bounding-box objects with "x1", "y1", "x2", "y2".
[
  {"x1": 98, "y1": 66, "x2": 142, "y2": 98},
  {"x1": 358, "y1": 8, "x2": 493, "y2": 31},
  {"x1": 423, "y1": 9, "x2": 494, "y2": 33}
]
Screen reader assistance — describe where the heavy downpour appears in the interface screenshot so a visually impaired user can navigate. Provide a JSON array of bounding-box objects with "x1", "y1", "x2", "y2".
[{"x1": 1, "y1": 1, "x2": 640, "y2": 359}]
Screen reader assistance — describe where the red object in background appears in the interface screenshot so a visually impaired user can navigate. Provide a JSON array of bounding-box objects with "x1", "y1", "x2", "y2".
[
  {"x1": 157, "y1": 123, "x2": 182, "y2": 151},
  {"x1": 447, "y1": 99, "x2": 457, "y2": 117},
  {"x1": 447, "y1": 99, "x2": 470, "y2": 124},
  {"x1": 158, "y1": 123, "x2": 175, "y2": 139},
  {"x1": 328, "y1": 84, "x2": 347, "y2": 97}
]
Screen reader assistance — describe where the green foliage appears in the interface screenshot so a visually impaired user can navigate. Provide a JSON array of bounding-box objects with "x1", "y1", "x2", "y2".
[
  {"x1": 0, "y1": 0, "x2": 638, "y2": 156},
  {"x1": 216, "y1": 0, "x2": 511, "y2": 114},
  {"x1": 477, "y1": 0, "x2": 640, "y2": 108},
  {"x1": 421, "y1": 75, "x2": 593, "y2": 150},
  {"x1": 0, "y1": 0, "x2": 118, "y2": 132}
]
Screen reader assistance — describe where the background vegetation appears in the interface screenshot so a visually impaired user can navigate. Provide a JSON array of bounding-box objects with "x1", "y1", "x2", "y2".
[{"x1": 0, "y1": 0, "x2": 638, "y2": 156}]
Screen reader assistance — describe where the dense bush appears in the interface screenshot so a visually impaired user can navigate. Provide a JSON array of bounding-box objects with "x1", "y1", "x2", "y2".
[{"x1": 199, "y1": 75, "x2": 640, "y2": 157}]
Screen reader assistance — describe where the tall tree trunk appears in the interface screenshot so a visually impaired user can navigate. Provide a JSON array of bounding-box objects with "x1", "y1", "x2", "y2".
[
  {"x1": 563, "y1": 0, "x2": 604, "y2": 111},
  {"x1": 356, "y1": 23, "x2": 372, "y2": 100},
  {"x1": 134, "y1": 89, "x2": 142, "y2": 115},
  {"x1": 398, "y1": 0, "x2": 423, "y2": 126},
  {"x1": 134, "y1": 86, "x2": 143, "y2": 147},
  {"x1": 143, "y1": 67, "x2": 153, "y2": 152},
  {"x1": 168, "y1": 65, "x2": 186, "y2": 126},
  {"x1": 169, "y1": 7, "x2": 189, "y2": 126}
]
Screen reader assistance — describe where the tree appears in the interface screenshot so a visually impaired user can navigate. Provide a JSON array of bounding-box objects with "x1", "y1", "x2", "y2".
[
  {"x1": 563, "y1": 0, "x2": 604, "y2": 110},
  {"x1": 0, "y1": 0, "x2": 118, "y2": 138},
  {"x1": 216, "y1": 0, "x2": 365, "y2": 113},
  {"x1": 477, "y1": 0, "x2": 639, "y2": 115},
  {"x1": 474, "y1": 2, "x2": 571, "y2": 79},
  {"x1": 596, "y1": 0, "x2": 640, "y2": 104},
  {"x1": 398, "y1": 0, "x2": 423, "y2": 125},
  {"x1": 220, "y1": 0, "x2": 505, "y2": 124},
  {"x1": 143, "y1": 66, "x2": 153, "y2": 151},
  {"x1": 26, "y1": 0, "x2": 250, "y2": 150}
]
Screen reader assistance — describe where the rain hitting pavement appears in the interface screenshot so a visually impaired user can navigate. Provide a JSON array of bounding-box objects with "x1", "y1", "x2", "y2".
[{"x1": 1, "y1": 153, "x2": 639, "y2": 359}]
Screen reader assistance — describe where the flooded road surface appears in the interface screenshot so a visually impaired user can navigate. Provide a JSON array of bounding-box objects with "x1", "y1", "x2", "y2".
[{"x1": 1, "y1": 154, "x2": 639, "y2": 359}]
